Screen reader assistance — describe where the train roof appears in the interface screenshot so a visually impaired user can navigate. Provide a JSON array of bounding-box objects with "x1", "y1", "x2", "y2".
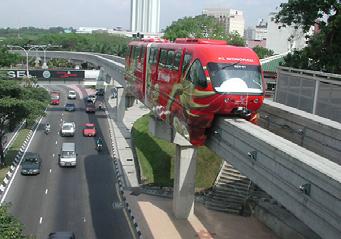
[{"x1": 129, "y1": 38, "x2": 260, "y2": 65}]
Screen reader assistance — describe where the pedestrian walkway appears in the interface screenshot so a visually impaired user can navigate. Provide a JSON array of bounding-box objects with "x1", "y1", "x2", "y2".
[
  {"x1": 104, "y1": 90, "x2": 278, "y2": 239},
  {"x1": 125, "y1": 192, "x2": 278, "y2": 239}
]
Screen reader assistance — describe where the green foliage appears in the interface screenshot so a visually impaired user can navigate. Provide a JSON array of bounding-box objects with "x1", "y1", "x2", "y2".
[
  {"x1": 252, "y1": 46, "x2": 274, "y2": 59},
  {"x1": 276, "y1": 0, "x2": 341, "y2": 73},
  {"x1": 163, "y1": 15, "x2": 246, "y2": 46},
  {"x1": 226, "y1": 31, "x2": 246, "y2": 46},
  {"x1": 1, "y1": 32, "x2": 130, "y2": 57},
  {"x1": 164, "y1": 15, "x2": 226, "y2": 41},
  {"x1": 0, "y1": 80, "x2": 49, "y2": 162},
  {"x1": 0, "y1": 47, "x2": 22, "y2": 67},
  {"x1": 132, "y1": 114, "x2": 222, "y2": 188},
  {"x1": 0, "y1": 204, "x2": 25, "y2": 239}
]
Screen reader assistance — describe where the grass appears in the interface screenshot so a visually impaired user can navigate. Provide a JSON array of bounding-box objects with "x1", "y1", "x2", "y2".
[
  {"x1": 132, "y1": 114, "x2": 222, "y2": 189},
  {"x1": 0, "y1": 129, "x2": 31, "y2": 182}
]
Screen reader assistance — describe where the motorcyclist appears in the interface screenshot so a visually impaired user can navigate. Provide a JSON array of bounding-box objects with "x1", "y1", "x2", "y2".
[
  {"x1": 96, "y1": 137, "x2": 103, "y2": 151},
  {"x1": 45, "y1": 123, "x2": 51, "y2": 133},
  {"x1": 98, "y1": 102, "x2": 103, "y2": 111}
]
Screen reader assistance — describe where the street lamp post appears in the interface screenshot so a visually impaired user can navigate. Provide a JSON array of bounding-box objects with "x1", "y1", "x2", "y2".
[
  {"x1": 7, "y1": 45, "x2": 37, "y2": 78},
  {"x1": 29, "y1": 44, "x2": 62, "y2": 69}
]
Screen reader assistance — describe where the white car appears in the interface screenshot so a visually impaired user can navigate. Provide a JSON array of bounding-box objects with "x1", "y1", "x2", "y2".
[
  {"x1": 61, "y1": 122, "x2": 76, "y2": 137},
  {"x1": 68, "y1": 90, "x2": 77, "y2": 99}
]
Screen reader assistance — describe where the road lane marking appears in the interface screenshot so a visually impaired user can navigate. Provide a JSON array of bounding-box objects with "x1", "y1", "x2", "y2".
[
  {"x1": 0, "y1": 117, "x2": 43, "y2": 204},
  {"x1": 60, "y1": 118, "x2": 63, "y2": 122},
  {"x1": 49, "y1": 169, "x2": 52, "y2": 173},
  {"x1": 39, "y1": 217, "x2": 43, "y2": 224},
  {"x1": 52, "y1": 154, "x2": 55, "y2": 158},
  {"x1": 45, "y1": 189, "x2": 48, "y2": 195},
  {"x1": 55, "y1": 141, "x2": 58, "y2": 145},
  {"x1": 83, "y1": 217, "x2": 86, "y2": 222}
]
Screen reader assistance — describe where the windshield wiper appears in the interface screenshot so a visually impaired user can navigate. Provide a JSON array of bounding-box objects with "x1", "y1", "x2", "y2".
[{"x1": 221, "y1": 61, "x2": 241, "y2": 70}]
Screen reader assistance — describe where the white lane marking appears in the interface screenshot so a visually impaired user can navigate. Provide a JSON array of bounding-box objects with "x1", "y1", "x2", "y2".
[
  {"x1": 60, "y1": 118, "x2": 63, "y2": 122},
  {"x1": 45, "y1": 189, "x2": 48, "y2": 195},
  {"x1": 55, "y1": 141, "x2": 58, "y2": 145},
  {"x1": 39, "y1": 217, "x2": 43, "y2": 224},
  {"x1": 83, "y1": 217, "x2": 86, "y2": 222},
  {"x1": 52, "y1": 154, "x2": 55, "y2": 158},
  {"x1": 49, "y1": 169, "x2": 52, "y2": 173},
  {"x1": 62, "y1": 113, "x2": 64, "y2": 116},
  {"x1": 0, "y1": 117, "x2": 43, "y2": 204}
]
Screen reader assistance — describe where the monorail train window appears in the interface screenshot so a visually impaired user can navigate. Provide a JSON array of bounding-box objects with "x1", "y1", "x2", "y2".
[
  {"x1": 182, "y1": 53, "x2": 192, "y2": 74},
  {"x1": 159, "y1": 49, "x2": 168, "y2": 68},
  {"x1": 187, "y1": 59, "x2": 207, "y2": 88},
  {"x1": 207, "y1": 63, "x2": 263, "y2": 94},
  {"x1": 140, "y1": 47, "x2": 146, "y2": 61},
  {"x1": 148, "y1": 48, "x2": 155, "y2": 64},
  {"x1": 166, "y1": 50, "x2": 175, "y2": 69},
  {"x1": 173, "y1": 52, "x2": 182, "y2": 71}
]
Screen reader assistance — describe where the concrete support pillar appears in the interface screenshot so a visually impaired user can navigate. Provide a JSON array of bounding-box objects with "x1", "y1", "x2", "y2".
[
  {"x1": 173, "y1": 143, "x2": 197, "y2": 219},
  {"x1": 116, "y1": 87, "x2": 126, "y2": 122},
  {"x1": 148, "y1": 116, "x2": 197, "y2": 219}
]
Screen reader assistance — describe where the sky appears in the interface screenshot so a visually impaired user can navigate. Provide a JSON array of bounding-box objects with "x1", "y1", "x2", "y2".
[{"x1": 0, "y1": 0, "x2": 286, "y2": 30}]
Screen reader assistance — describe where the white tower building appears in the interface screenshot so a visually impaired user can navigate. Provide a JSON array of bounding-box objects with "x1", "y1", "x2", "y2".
[{"x1": 131, "y1": 0, "x2": 160, "y2": 33}]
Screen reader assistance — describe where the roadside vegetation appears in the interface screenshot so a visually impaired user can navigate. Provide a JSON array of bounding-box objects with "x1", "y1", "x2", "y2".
[
  {"x1": 276, "y1": 0, "x2": 341, "y2": 74},
  {"x1": 132, "y1": 114, "x2": 222, "y2": 190},
  {"x1": 0, "y1": 128, "x2": 30, "y2": 182}
]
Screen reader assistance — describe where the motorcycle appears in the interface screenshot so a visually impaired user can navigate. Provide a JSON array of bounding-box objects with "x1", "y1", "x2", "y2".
[
  {"x1": 45, "y1": 127, "x2": 50, "y2": 135},
  {"x1": 96, "y1": 143, "x2": 103, "y2": 151}
]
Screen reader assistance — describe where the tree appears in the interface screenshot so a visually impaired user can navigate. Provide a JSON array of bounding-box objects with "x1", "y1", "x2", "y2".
[
  {"x1": 0, "y1": 204, "x2": 26, "y2": 238},
  {"x1": 0, "y1": 47, "x2": 22, "y2": 67},
  {"x1": 252, "y1": 46, "x2": 274, "y2": 59},
  {"x1": 226, "y1": 31, "x2": 246, "y2": 46},
  {"x1": 163, "y1": 15, "x2": 246, "y2": 46},
  {"x1": 276, "y1": 0, "x2": 341, "y2": 73},
  {"x1": 0, "y1": 80, "x2": 49, "y2": 164},
  {"x1": 163, "y1": 15, "x2": 226, "y2": 41}
]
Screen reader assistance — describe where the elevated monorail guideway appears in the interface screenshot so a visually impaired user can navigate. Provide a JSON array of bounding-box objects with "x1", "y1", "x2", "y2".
[
  {"x1": 206, "y1": 117, "x2": 341, "y2": 239},
  {"x1": 15, "y1": 50, "x2": 341, "y2": 238}
]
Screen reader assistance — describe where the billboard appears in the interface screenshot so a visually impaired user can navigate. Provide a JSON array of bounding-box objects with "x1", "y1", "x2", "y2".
[{"x1": 4, "y1": 70, "x2": 85, "y2": 80}]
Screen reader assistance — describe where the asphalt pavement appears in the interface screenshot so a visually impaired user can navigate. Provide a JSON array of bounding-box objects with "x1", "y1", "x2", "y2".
[{"x1": 4, "y1": 85, "x2": 135, "y2": 239}]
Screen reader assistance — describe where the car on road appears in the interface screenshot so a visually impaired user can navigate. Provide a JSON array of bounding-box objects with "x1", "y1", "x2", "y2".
[
  {"x1": 64, "y1": 103, "x2": 76, "y2": 112},
  {"x1": 59, "y1": 143, "x2": 77, "y2": 167},
  {"x1": 87, "y1": 94, "x2": 96, "y2": 103},
  {"x1": 85, "y1": 103, "x2": 96, "y2": 113},
  {"x1": 83, "y1": 123, "x2": 96, "y2": 137},
  {"x1": 96, "y1": 88, "x2": 105, "y2": 96},
  {"x1": 48, "y1": 232, "x2": 75, "y2": 239},
  {"x1": 61, "y1": 122, "x2": 76, "y2": 137},
  {"x1": 68, "y1": 90, "x2": 77, "y2": 99},
  {"x1": 21, "y1": 152, "x2": 41, "y2": 175}
]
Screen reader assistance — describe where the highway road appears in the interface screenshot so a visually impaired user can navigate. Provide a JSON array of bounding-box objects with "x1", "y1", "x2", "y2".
[{"x1": 3, "y1": 85, "x2": 135, "y2": 239}]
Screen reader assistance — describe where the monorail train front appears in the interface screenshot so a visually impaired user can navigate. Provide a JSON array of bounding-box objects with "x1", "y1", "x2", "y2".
[
  {"x1": 206, "y1": 60, "x2": 264, "y2": 121},
  {"x1": 182, "y1": 46, "x2": 265, "y2": 145}
]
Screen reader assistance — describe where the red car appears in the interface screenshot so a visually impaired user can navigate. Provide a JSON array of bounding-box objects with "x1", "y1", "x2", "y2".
[
  {"x1": 83, "y1": 123, "x2": 96, "y2": 137},
  {"x1": 85, "y1": 103, "x2": 96, "y2": 113},
  {"x1": 50, "y1": 91, "x2": 60, "y2": 105}
]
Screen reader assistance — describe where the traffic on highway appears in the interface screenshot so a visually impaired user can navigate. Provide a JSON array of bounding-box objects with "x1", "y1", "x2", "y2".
[{"x1": 1, "y1": 85, "x2": 135, "y2": 239}]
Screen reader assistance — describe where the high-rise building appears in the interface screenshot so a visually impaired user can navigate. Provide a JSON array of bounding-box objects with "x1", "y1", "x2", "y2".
[
  {"x1": 255, "y1": 18, "x2": 268, "y2": 40},
  {"x1": 266, "y1": 12, "x2": 309, "y2": 54},
  {"x1": 131, "y1": 0, "x2": 160, "y2": 33},
  {"x1": 202, "y1": 8, "x2": 245, "y2": 36}
]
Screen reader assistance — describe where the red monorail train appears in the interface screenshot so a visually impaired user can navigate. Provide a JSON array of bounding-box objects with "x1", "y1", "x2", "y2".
[{"x1": 125, "y1": 38, "x2": 265, "y2": 146}]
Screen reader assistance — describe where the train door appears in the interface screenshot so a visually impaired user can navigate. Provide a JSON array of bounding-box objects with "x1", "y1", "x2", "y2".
[{"x1": 145, "y1": 46, "x2": 159, "y2": 107}]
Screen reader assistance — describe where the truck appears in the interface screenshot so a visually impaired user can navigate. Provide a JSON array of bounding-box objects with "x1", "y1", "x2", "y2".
[
  {"x1": 58, "y1": 143, "x2": 77, "y2": 167},
  {"x1": 51, "y1": 91, "x2": 60, "y2": 105}
]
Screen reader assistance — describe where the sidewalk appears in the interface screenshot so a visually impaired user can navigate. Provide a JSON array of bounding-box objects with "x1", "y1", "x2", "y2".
[
  {"x1": 104, "y1": 92, "x2": 278, "y2": 239},
  {"x1": 125, "y1": 192, "x2": 278, "y2": 239}
]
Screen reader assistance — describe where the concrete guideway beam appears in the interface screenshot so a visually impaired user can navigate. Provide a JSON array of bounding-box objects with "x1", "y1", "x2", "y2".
[
  {"x1": 206, "y1": 117, "x2": 341, "y2": 239},
  {"x1": 260, "y1": 99, "x2": 341, "y2": 164}
]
